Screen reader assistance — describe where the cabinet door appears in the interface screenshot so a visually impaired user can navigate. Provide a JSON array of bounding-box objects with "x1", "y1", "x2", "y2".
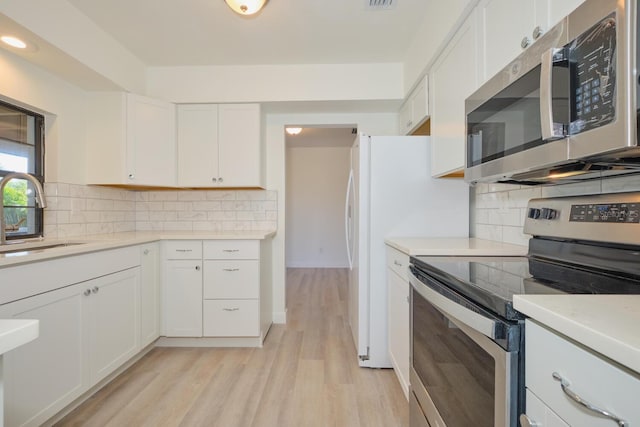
[
  {"x1": 0, "y1": 284, "x2": 88, "y2": 427},
  {"x1": 430, "y1": 11, "x2": 479, "y2": 177},
  {"x1": 163, "y1": 260, "x2": 203, "y2": 337},
  {"x1": 218, "y1": 104, "x2": 262, "y2": 187},
  {"x1": 545, "y1": 0, "x2": 585, "y2": 27},
  {"x1": 387, "y1": 268, "x2": 410, "y2": 398},
  {"x1": 177, "y1": 104, "x2": 219, "y2": 187},
  {"x1": 479, "y1": 0, "x2": 536, "y2": 82},
  {"x1": 126, "y1": 94, "x2": 177, "y2": 186},
  {"x1": 89, "y1": 267, "x2": 140, "y2": 384},
  {"x1": 140, "y1": 243, "x2": 160, "y2": 347}
]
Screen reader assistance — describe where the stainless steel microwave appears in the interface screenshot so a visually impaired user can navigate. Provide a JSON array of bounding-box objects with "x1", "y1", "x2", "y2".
[{"x1": 465, "y1": 0, "x2": 640, "y2": 185}]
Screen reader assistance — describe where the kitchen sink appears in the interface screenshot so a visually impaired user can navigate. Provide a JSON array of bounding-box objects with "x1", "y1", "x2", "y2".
[{"x1": 0, "y1": 242, "x2": 86, "y2": 257}]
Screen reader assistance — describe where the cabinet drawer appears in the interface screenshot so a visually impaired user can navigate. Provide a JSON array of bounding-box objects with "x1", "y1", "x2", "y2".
[
  {"x1": 203, "y1": 260, "x2": 259, "y2": 299},
  {"x1": 203, "y1": 240, "x2": 259, "y2": 259},
  {"x1": 526, "y1": 320, "x2": 640, "y2": 426},
  {"x1": 203, "y1": 300, "x2": 259, "y2": 337},
  {"x1": 386, "y1": 245, "x2": 410, "y2": 282},
  {"x1": 163, "y1": 240, "x2": 202, "y2": 259},
  {"x1": 525, "y1": 390, "x2": 569, "y2": 427}
]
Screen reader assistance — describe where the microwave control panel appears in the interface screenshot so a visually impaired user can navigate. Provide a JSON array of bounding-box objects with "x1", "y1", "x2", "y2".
[
  {"x1": 569, "y1": 13, "x2": 617, "y2": 135},
  {"x1": 569, "y1": 203, "x2": 640, "y2": 223}
]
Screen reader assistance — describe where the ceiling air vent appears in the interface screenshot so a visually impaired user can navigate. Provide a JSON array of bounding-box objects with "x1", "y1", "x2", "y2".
[{"x1": 366, "y1": 0, "x2": 396, "y2": 10}]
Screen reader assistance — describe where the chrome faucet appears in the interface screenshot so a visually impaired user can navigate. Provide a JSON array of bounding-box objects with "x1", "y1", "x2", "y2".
[{"x1": 0, "y1": 172, "x2": 47, "y2": 245}]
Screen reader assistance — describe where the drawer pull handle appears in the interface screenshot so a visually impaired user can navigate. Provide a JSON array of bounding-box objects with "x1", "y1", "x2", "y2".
[
  {"x1": 176, "y1": 249, "x2": 193, "y2": 253},
  {"x1": 223, "y1": 307, "x2": 240, "y2": 312},
  {"x1": 393, "y1": 260, "x2": 402, "y2": 267},
  {"x1": 552, "y1": 372, "x2": 628, "y2": 426},
  {"x1": 223, "y1": 249, "x2": 240, "y2": 253},
  {"x1": 223, "y1": 268, "x2": 240, "y2": 272}
]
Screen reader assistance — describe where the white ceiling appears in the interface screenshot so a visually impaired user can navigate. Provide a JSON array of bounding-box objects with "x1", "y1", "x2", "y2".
[{"x1": 65, "y1": 0, "x2": 430, "y2": 67}]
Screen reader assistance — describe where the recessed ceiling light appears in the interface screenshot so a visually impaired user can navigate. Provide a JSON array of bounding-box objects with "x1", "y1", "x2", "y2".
[
  {"x1": 1, "y1": 36, "x2": 27, "y2": 49},
  {"x1": 286, "y1": 127, "x2": 302, "y2": 135}
]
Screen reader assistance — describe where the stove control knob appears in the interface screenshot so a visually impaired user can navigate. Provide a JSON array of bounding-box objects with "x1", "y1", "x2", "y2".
[
  {"x1": 528, "y1": 208, "x2": 541, "y2": 219},
  {"x1": 540, "y1": 208, "x2": 557, "y2": 220}
]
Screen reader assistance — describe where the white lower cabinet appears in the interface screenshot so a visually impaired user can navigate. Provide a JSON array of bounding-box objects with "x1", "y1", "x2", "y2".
[
  {"x1": 523, "y1": 320, "x2": 640, "y2": 426},
  {"x1": 161, "y1": 239, "x2": 271, "y2": 344},
  {"x1": 0, "y1": 266, "x2": 140, "y2": 427},
  {"x1": 203, "y1": 300, "x2": 260, "y2": 337},
  {"x1": 89, "y1": 268, "x2": 140, "y2": 384},
  {"x1": 163, "y1": 254, "x2": 203, "y2": 337},
  {"x1": 386, "y1": 245, "x2": 410, "y2": 399},
  {"x1": 139, "y1": 243, "x2": 160, "y2": 347},
  {"x1": 0, "y1": 284, "x2": 86, "y2": 427}
]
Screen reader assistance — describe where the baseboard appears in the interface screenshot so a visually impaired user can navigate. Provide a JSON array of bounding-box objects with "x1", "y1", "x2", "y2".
[{"x1": 273, "y1": 310, "x2": 287, "y2": 324}]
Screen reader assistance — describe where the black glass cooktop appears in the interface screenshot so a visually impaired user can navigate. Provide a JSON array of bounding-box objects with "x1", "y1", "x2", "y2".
[{"x1": 410, "y1": 253, "x2": 640, "y2": 321}]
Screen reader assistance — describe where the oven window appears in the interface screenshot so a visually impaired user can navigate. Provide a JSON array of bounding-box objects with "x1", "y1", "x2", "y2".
[{"x1": 412, "y1": 288, "x2": 495, "y2": 426}]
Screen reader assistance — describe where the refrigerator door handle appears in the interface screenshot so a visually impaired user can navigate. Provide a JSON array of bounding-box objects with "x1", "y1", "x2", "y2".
[{"x1": 345, "y1": 169, "x2": 354, "y2": 270}]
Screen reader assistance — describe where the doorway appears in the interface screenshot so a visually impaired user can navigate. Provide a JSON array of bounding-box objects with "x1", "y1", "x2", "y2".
[{"x1": 284, "y1": 126, "x2": 355, "y2": 268}]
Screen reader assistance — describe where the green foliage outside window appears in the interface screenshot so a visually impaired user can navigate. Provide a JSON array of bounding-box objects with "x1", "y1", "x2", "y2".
[{"x1": 2, "y1": 180, "x2": 28, "y2": 227}]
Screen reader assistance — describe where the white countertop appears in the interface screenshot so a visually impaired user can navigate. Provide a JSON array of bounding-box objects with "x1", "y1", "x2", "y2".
[
  {"x1": 0, "y1": 319, "x2": 38, "y2": 355},
  {"x1": 384, "y1": 237, "x2": 528, "y2": 256},
  {"x1": 0, "y1": 230, "x2": 276, "y2": 268},
  {"x1": 514, "y1": 295, "x2": 640, "y2": 374}
]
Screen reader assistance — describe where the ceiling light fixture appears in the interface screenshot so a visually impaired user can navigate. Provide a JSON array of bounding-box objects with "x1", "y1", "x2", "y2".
[
  {"x1": 286, "y1": 127, "x2": 302, "y2": 135},
  {"x1": 1, "y1": 36, "x2": 27, "y2": 49},
  {"x1": 224, "y1": 0, "x2": 268, "y2": 16}
]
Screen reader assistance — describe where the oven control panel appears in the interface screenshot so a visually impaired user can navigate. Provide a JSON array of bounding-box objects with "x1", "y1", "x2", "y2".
[{"x1": 570, "y1": 203, "x2": 640, "y2": 223}]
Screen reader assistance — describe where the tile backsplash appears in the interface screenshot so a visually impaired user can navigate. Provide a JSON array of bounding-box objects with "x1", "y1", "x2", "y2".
[
  {"x1": 43, "y1": 183, "x2": 277, "y2": 239},
  {"x1": 471, "y1": 173, "x2": 640, "y2": 246}
]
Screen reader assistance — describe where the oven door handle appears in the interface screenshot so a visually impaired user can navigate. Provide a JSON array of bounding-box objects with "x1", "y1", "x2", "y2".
[{"x1": 409, "y1": 271, "x2": 498, "y2": 340}]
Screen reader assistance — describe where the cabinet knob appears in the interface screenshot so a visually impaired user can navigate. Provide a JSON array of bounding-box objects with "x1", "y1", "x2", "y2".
[
  {"x1": 83, "y1": 289, "x2": 91, "y2": 297},
  {"x1": 212, "y1": 177, "x2": 217, "y2": 183},
  {"x1": 521, "y1": 36, "x2": 531, "y2": 49},
  {"x1": 532, "y1": 25, "x2": 544, "y2": 40},
  {"x1": 519, "y1": 414, "x2": 539, "y2": 427},
  {"x1": 393, "y1": 260, "x2": 402, "y2": 267},
  {"x1": 218, "y1": 177, "x2": 224, "y2": 183},
  {"x1": 195, "y1": 265, "x2": 201, "y2": 271},
  {"x1": 128, "y1": 173, "x2": 135, "y2": 180},
  {"x1": 143, "y1": 249, "x2": 150, "y2": 255},
  {"x1": 92, "y1": 286, "x2": 99, "y2": 294}
]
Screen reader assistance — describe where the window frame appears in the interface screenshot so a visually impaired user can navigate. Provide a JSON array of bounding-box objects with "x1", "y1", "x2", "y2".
[{"x1": 0, "y1": 99, "x2": 45, "y2": 241}]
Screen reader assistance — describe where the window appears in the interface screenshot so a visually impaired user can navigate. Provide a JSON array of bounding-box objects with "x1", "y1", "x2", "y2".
[{"x1": 0, "y1": 100, "x2": 44, "y2": 240}]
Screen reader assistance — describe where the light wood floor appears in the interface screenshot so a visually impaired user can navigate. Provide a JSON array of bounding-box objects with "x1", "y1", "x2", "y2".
[{"x1": 56, "y1": 268, "x2": 409, "y2": 427}]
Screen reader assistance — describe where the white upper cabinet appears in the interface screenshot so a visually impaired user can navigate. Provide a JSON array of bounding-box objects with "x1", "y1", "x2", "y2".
[
  {"x1": 429, "y1": 10, "x2": 479, "y2": 177},
  {"x1": 177, "y1": 104, "x2": 220, "y2": 187},
  {"x1": 399, "y1": 75, "x2": 429, "y2": 135},
  {"x1": 479, "y1": 0, "x2": 540, "y2": 82},
  {"x1": 86, "y1": 92, "x2": 177, "y2": 187},
  {"x1": 479, "y1": 0, "x2": 586, "y2": 83},
  {"x1": 177, "y1": 103, "x2": 263, "y2": 188}
]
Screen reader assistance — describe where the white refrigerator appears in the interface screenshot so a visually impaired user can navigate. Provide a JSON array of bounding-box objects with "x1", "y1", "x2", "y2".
[{"x1": 345, "y1": 134, "x2": 469, "y2": 368}]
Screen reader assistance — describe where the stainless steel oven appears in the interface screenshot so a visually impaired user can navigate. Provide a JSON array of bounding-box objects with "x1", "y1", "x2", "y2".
[
  {"x1": 408, "y1": 192, "x2": 640, "y2": 427},
  {"x1": 409, "y1": 263, "x2": 522, "y2": 427}
]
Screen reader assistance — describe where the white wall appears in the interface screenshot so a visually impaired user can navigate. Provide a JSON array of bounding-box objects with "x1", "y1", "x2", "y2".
[
  {"x1": 146, "y1": 63, "x2": 403, "y2": 104},
  {"x1": 286, "y1": 146, "x2": 350, "y2": 268},
  {"x1": 0, "y1": 49, "x2": 88, "y2": 184}
]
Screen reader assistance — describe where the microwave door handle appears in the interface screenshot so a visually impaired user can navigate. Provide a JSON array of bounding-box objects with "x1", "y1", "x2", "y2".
[{"x1": 540, "y1": 48, "x2": 555, "y2": 140}]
